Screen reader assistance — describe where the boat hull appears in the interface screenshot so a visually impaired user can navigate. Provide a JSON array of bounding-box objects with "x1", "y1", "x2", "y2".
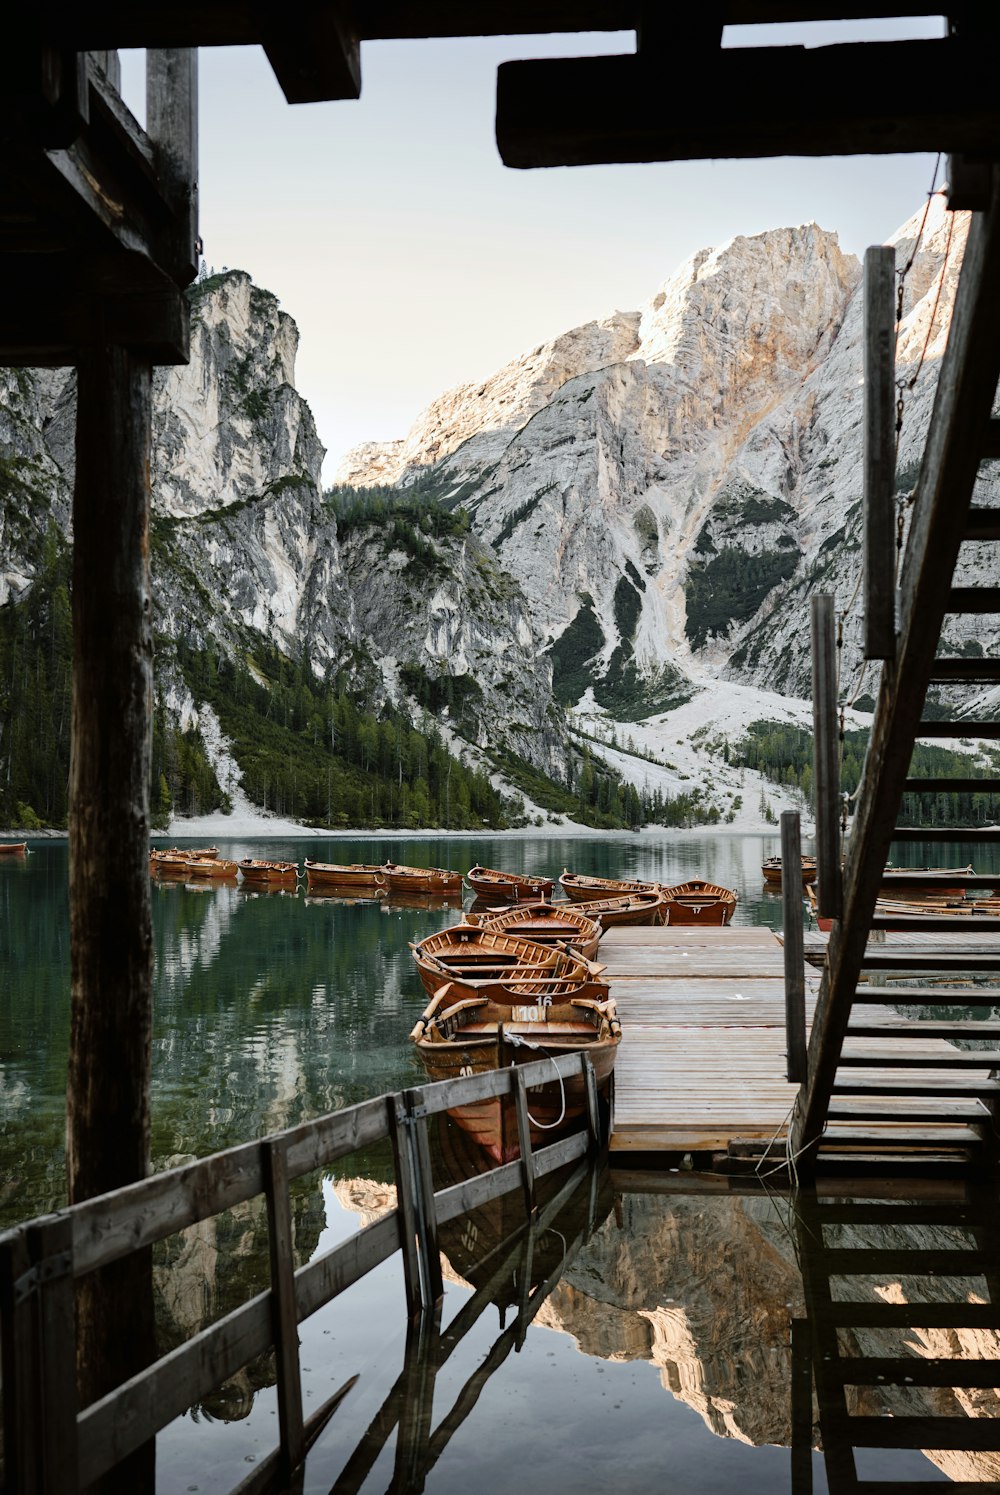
[
  {"x1": 383, "y1": 865, "x2": 464, "y2": 895},
  {"x1": 0, "y1": 842, "x2": 27, "y2": 856},
  {"x1": 467, "y1": 866, "x2": 554, "y2": 902},
  {"x1": 569, "y1": 893, "x2": 668, "y2": 928},
  {"x1": 560, "y1": 872, "x2": 659, "y2": 903},
  {"x1": 305, "y1": 862, "x2": 385, "y2": 890},
  {"x1": 660, "y1": 880, "x2": 737, "y2": 926}
]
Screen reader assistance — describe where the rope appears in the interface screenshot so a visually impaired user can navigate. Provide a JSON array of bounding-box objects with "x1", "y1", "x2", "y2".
[{"x1": 505, "y1": 1034, "x2": 568, "y2": 1130}]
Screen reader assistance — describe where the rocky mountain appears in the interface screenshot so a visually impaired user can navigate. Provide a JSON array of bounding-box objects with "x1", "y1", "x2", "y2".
[
  {"x1": 0, "y1": 271, "x2": 581, "y2": 828},
  {"x1": 339, "y1": 199, "x2": 995, "y2": 723}
]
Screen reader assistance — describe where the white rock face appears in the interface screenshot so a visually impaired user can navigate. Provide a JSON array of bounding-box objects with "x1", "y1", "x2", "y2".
[{"x1": 341, "y1": 205, "x2": 992, "y2": 721}]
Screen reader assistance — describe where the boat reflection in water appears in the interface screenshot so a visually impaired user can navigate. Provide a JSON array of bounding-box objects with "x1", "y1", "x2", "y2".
[{"x1": 322, "y1": 1146, "x2": 613, "y2": 1493}]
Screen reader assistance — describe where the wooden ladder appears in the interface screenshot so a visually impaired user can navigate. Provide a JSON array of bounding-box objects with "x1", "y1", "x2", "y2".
[
  {"x1": 793, "y1": 1185, "x2": 1000, "y2": 1492},
  {"x1": 790, "y1": 174, "x2": 1000, "y2": 1175}
]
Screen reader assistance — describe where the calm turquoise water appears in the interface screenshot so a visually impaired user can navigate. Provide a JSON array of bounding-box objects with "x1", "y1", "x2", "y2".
[{"x1": 2, "y1": 832, "x2": 980, "y2": 1491}]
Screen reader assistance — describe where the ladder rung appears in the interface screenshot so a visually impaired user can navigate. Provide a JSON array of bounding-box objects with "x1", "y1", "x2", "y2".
[
  {"x1": 916, "y1": 721, "x2": 1000, "y2": 738},
  {"x1": 851, "y1": 986, "x2": 1000, "y2": 1005},
  {"x1": 866, "y1": 908, "x2": 998, "y2": 920},
  {"x1": 829, "y1": 1356, "x2": 1000, "y2": 1388},
  {"x1": 847, "y1": 1414, "x2": 1000, "y2": 1450},
  {"x1": 821, "y1": 1125, "x2": 984, "y2": 1147},
  {"x1": 889, "y1": 826, "x2": 1000, "y2": 841},
  {"x1": 903, "y1": 774, "x2": 1000, "y2": 790},
  {"x1": 948, "y1": 587, "x2": 1000, "y2": 612},
  {"x1": 926, "y1": 660, "x2": 1000, "y2": 683},
  {"x1": 861, "y1": 953, "x2": 1000, "y2": 971},
  {"x1": 847, "y1": 1021, "x2": 1000, "y2": 1040},
  {"x1": 827, "y1": 1101, "x2": 988, "y2": 1122},
  {"x1": 832, "y1": 1078, "x2": 1000, "y2": 1096},
  {"x1": 821, "y1": 1246, "x2": 994, "y2": 1274},
  {"x1": 838, "y1": 1051, "x2": 1000, "y2": 1069},
  {"x1": 966, "y1": 504, "x2": 1000, "y2": 539},
  {"x1": 821, "y1": 1301, "x2": 1000, "y2": 1329}
]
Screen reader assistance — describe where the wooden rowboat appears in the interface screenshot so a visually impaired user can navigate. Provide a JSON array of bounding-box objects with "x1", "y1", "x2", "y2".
[
  {"x1": 410, "y1": 924, "x2": 607, "y2": 1005},
  {"x1": 466, "y1": 865, "x2": 554, "y2": 902},
  {"x1": 660, "y1": 878, "x2": 737, "y2": 926},
  {"x1": 568, "y1": 889, "x2": 669, "y2": 928},
  {"x1": 879, "y1": 863, "x2": 978, "y2": 898},
  {"x1": 304, "y1": 860, "x2": 386, "y2": 890},
  {"x1": 382, "y1": 862, "x2": 464, "y2": 895},
  {"x1": 410, "y1": 959, "x2": 619, "y2": 1163},
  {"x1": 238, "y1": 858, "x2": 298, "y2": 886},
  {"x1": 473, "y1": 901, "x2": 602, "y2": 960},
  {"x1": 151, "y1": 846, "x2": 218, "y2": 860},
  {"x1": 559, "y1": 870, "x2": 659, "y2": 903},
  {"x1": 0, "y1": 841, "x2": 27, "y2": 856},
  {"x1": 185, "y1": 857, "x2": 239, "y2": 880},
  {"x1": 761, "y1": 855, "x2": 817, "y2": 885}
]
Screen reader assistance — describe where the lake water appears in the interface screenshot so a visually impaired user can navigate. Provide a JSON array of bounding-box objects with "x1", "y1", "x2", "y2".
[{"x1": 2, "y1": 832, "x2": 993, "y2": 1491}]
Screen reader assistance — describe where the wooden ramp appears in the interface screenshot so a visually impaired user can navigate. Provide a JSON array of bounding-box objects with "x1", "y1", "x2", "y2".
[{"x1": 606, "y1": 926, "x2": 995, "y2": 1162}]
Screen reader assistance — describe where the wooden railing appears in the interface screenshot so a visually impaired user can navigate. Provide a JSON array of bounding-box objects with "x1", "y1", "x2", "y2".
[{"x1": 0, "y1": 1052, "x2": 601, "y2": 1495}]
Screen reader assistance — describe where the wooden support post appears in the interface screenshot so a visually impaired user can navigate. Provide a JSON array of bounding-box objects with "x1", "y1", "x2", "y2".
[
  {"x1": 781, "y1": 812, "x2": 808, "y2": 1084},
  {"x1": 0, "y1": 1229, "x2": 41, "y2": 1495},
  {"x1": 404, "y1": 1090, "x2": 443, "y2": 1308},
  {"x1": 864, "y1": 244, "x2": 897, "y2": 660},
  {"x1": 146, "y1": 48, "x2": 199, "y2": 286},
  {"x1": 582, "y1": 1055, "x2": 601, "y2": 1147},
  {"x1": 262, "y1": 1137, "x2": 305, "y2": 1480},
  {"x1": 27, "y1": 1215, "x2": 79, "y2": 1495},
  {"x1": 790, "y1": 1319, "x2": 814, "y2": 1495},
  {"x1": 513, "y1": 1070, "x2": 536, "y2": 1217},
  {"x1": 388, "y1": 1098, "x2": 424, "y2": 1320},
  {"x1": 67, "y1": 343, "x2": 156, "y2": 1492},
  {"x1": 811, "y1": 595, "x2": 842, "y2": 921}
]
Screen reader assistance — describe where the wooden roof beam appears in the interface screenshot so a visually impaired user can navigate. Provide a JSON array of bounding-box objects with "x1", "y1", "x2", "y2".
[{"x1": 496, "y1": 39, "x2": 1000, "y2": 167}]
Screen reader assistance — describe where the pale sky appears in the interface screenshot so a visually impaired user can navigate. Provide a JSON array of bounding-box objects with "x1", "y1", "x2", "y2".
[{"x1": 123, "y1": 17, "x2": 946, "y2": 480}]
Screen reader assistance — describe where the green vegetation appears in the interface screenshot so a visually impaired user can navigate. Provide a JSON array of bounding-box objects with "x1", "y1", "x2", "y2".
[
  {"x1": 686, "y1": 547, "x2": 799, "y2": 649},
  {"x1": 547, "y1": 595, "x2": 605, "y2": 706},
  {"x1": 327, "y1": 483, "x2": 472, "y2": 582},
  {"x1": 174, "y1": 640, "x2": 506, "y2": 830},
  {"x1": 732, "y1": 719, "x2": 1000, "y2": 827},
  {"x1": 0, "y1": 531, "x2": 222, "y2": 828}
]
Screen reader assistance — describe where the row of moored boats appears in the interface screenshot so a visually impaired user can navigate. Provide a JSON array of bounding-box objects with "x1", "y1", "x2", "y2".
[{"x1": 404, "y1": 866, "x2": 738, "y2": 1162}]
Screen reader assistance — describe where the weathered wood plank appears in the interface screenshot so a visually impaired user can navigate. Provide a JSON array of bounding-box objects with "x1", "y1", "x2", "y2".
[
  {"x1": 295, "y1": 1212, "x2": 401, "y2": 1320},
  {"x1": 781, "y1": 810, "x2": 807, "y2": 1081},
  {"x1": 496, "y1": 40, "x2": 1000, "y2": 167},
  {"x1": 863, "y1": 244, "x2": 897, "y2": 660},
  {"x1": 262, "y1": 1137, "x2": 304, "y2": 1476},
  {"x1": 146, "y1": 48, "x2": 199, "y2": 285},
  {"x1": 812, "y1": 594, "x2": 842, "y2": 919}
]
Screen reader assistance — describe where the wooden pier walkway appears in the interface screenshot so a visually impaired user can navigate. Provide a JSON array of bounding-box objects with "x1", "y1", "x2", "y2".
[
  {"x1": 605, "y1": 925, "x2": 809, "y2": 1155},
  {"x1": 605, "y1": 926, "x2": 995, "y2": 1160}
]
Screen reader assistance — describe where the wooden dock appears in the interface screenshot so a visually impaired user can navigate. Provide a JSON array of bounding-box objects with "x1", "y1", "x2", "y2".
[
  {"x1": 604, "y1": 925, "x2": 809, "y2": 1154},
  {"x1": 605, "y1": 926, "x2": 995, "y2": 1159}
]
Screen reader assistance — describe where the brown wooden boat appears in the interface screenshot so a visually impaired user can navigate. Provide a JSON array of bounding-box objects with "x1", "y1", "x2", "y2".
[
  {"x1": 410, "y1": 966, "x2": 620, "y2": 1164},
  {"x1": 660, "y1": 878, "x2": 737, "y2": 926},
  {"x1": 0, "y1": 842, "x2": 28, "y2": 856},
  {"x1": 466, "y1": 865, "x2": 554, "y2": 902},
  {"x1": 151, "y1": 845, "x2": 218, "y2": 860},
  {"x1": 382, "y1": 862, "x2": 464, "y2": 895},
  {"x1": 238, "y1": 858, "x2": 298, "y2": 886},
  {"x1": 304, "y1": 860, "x2": 386, "y2": 890},
  {"x1": 185, "y1": 857, "x2": 239, "y2": 880},
  {"x1": 879, "y1": 863, "x2": 978, "y2": 898},
  {"x1": 410, "y1": 924, "x2": 607, "y2": 1005},
  {"x1": 761, "y1": 855, "x2": 817, "y2": 885},
  {"x1": 568, "y1": 889, "x2": 669, "y2": 928},
  {"x1": 559, "y1": 870, "x2": 660, "y2": 903},
  {"x1": 474, "y1": 901, "x2": 602, "y2": 960}
]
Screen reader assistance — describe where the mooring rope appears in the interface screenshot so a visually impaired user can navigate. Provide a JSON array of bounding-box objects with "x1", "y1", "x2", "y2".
[{"x1": 505, "y1": 1033, "x2": 569, "y2": 1129}]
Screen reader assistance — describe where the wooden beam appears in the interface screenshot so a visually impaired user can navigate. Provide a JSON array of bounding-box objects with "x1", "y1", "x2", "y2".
[
  {"x1": 67, "y1": 343, "x2": 156, "y2": 1490},
  {"x1": 781, "y1": 811, "x2": 807, "y2": 1083},
  {"x1": 496, "y1": 40, "x2": 1000, "y2": 167},
  {"x1": 791, "y1": 170, "x2": 1000, "y2": 1161},
  {"x1": 863, "y1": 245, "x2": 897, "y2": 660},
  {"x1": 811, "y1": 596, "x2": 842, "y2": 921},
  {"x1": 146, "y1": 49, "x2": 199, "y2": 285}
]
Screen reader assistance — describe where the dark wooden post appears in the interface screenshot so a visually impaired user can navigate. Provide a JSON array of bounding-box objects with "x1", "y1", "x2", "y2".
[
  {"x1": 781, "y1": 811, "x2": 807, "y2": 1084},
  {"x1": 811, "y1": 596, "x2": 842, "y2": 921},
  {"x1": 263, "y1": 1136, "x2": 305, "y2": 1480},
  {"x1": 66, "y1": 344, "x2": 156, "y2": 1490},
  {"x1": 790, "y1": 1319, "x2": 814, "y2": 1494},
  {"x1": 146, "y1": 49, "x2": 200, "y2": 285},
  {"x1": 863, "y1": 245, "x2": 897, "y2": 660},
  {"x1": 512, "y1": 1070, "x2": 536, "y2": 1216}
]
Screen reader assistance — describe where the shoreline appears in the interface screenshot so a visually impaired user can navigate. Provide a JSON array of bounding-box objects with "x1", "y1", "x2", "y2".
[{"x1": 6, "y1": 819, "x2": 805, "y2": 841}]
